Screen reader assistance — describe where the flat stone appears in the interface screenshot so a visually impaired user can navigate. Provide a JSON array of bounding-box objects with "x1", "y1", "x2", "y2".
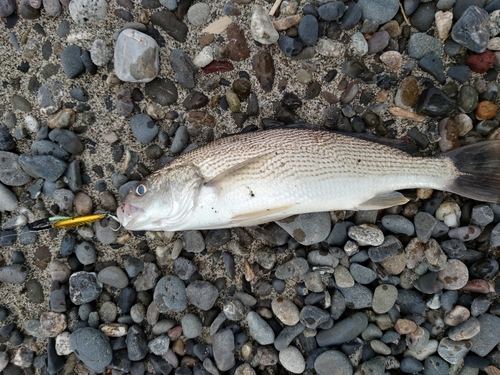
[
  {"x1": 314, "y1": 350, "x2": 352, "y2": 375},
  {"x1": 69, "y1": 328, "x2": 112, "y2": 373},
  {"x1": 212, "y1": 329, "x2": 235, "y2": 371},
  {"x1": 153, "y1": 275, "x2": 187, "y2": 312},
  {"x1": 469, "y1": 314, "x2": 500, "y2": 356},
  {"x1": 358, "y1": 0, "x2": 399, "y2": 24},
  {"x1": 114, "y1": 29, "x2": 159, "y2": 83},
  {"x1": 246, "y1": 311, "x2": 275, "y2": 345},
  {"x1": 150, "y1": 10, "x2": 188, "y2": 43}
]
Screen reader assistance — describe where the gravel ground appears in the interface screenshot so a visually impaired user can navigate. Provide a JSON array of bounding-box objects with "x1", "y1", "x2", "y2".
[{"x1": 2, "y1": 0, "x2": 500, "y2": 374}]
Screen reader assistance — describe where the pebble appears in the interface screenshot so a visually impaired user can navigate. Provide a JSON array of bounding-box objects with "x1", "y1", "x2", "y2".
[
  {"x1": 69, "y1": 0, "x2": 107, "y2": 24},
  {"x1": 69, "y1": 271, "x2": 102, "y2": 305},
  {"x1": 213, "y1": 329, "x2": 235, "y2": 371},
  {"x1": 151, "y1": 10, "x2": 188, "y2": 43},
  {"x1": 448, "y1": 317, "x2": 481, "y2": 341},
  {"x1": 470, "y1": 314, "x2": 500, "y2": 356},
  {"x1": 451, "y1": 5, "x2": 490, "y2": 53},
  {"x1": 318, "y1": 2, "x2": 345, "y2": 21},
  {"x1": 469, "y1": 259, "x2": 499, "y2": 280},
  {"x1": 181, "y1": 314, "x2": 202, "y2": 339},
  {"x1": 182, "y1": 230, "x2": 205, "y2": 253},
  {"x1": 419, "y1": 54, "x2": 446, "y2": 83},
  {"x1": 130, "y1": 114, "x2": 158, "y2": 144},
  {"x1": 368, "y1": 31, "x2": 390, "y2": 54},
  {"x1": 48, "y1": 128, "x2": 84, "y2": 154},
  {"x1": 170, "y1": 49, "x2": 197, "y2": 89},
  {"x1": 148, "y1": 335, "x2": 170, "y2": 356},
  {"x1": 0, "y1": 183, "x2": 18, "y2": 212},
  {"x1": 274, "y1": 323, "x2": 305, "y2": 351},
  {"x1": 114, "y1": 29, "x2": 159, "y2": 83},
  {"x1": 298, "y1": 14, "x2": 318, "y2": 46},
  {"x1": 186, "y1": 280, "x2": 218, "y2": 310},
  {"x1": 272, "y1": 297, "x2": 299, "y2": 326},
  {"x1": 372, "y1": 284, "x2": 398, "y2": 313},
  {"x1": 126, "y1": 325, "x2": 148, "y2": 361},
  {"x1": 348, "y1": 223, "x2": 384, "y2": 246},
  {"x1": 153, "y1": 275, "x2": 187, "y2": 313},
  {"x1": 350, "y1": 32, "x2": 369, "y2": 56},
  {"x1": 145, "y1": 77, "x2": 178, "y2": 106},
  {"x1": 250, "y1": 5, "x2": 279, "y2": 45},
  {"x1": 0, "y1": 151, "x2": 31, "y2": 186},
  {"x1": 0, "y1": 265, "x2": 29, "y2": 284},
  {"x1": 316, "y1": 312, "x2": 368, "y2": 347},
  {"x1": 276, "y1": 212, "x2": 330, "y2": 245},
  {"x1": 408, "y1": 33, "x2": 443, "y2": 59},
  {"x1": 279, "y1": 346, "x2": 305, "y2": 374},
  {"x1": 98, "y1": 266, "x2": 128, "y2": 289},
  {"x1": 227, "y1": 24, "x2": 250, "y2": 62},
  {"x1": 246, "y1": 311, "x2": 275, "y2": 345},
  {"x1": 358, "y1": 0, "x2": 399, "y2": 24},
  {"x1": 252, "y1": 51, "x2": 274, "y2": 92},
  {"x1": 416, "y1": 87, "x2": 454, "y2": 117},
  {"x1": 314, "y1": 350, "x2": 353, "y2": 375},
  {"x1": 60, "y1": 45, "x2": 86, "y2": 79},
  {"x1": 69, "y1": 327, "x2": 112, "y2": 373},
  {"x1": 275, "y1": 257, "x2": 309, "y2": 279},
  {"x1": 186, "y1": 2, "x2": 209, "y2": 26},
  {"x1": 0, "y1": 0, "x2": 15, "y2": 17}
]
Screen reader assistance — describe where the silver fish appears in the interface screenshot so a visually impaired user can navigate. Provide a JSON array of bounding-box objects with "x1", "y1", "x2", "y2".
[{"x1": 116, "y1": 128, "x2": 500, "y2": 231}]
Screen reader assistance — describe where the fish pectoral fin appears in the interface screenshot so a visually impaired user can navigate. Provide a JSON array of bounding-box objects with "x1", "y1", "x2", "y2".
[
  {"x1": 231, "y1": 204, "x2": 295, "y2": 223},
  {"x1": 204, "y1": 153, "x2": 273, "y2": 188},
  {"x1": 355, "y1": 191, "x2": 409, "y2": 210}
]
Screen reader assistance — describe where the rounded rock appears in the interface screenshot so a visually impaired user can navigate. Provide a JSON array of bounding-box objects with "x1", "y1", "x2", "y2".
[
  {"x1": 69, "y1": 328, "x2": 112, "y2": 373},
  {"x1": 279, "y1": 346, "x2": 305, "y2": 374}
]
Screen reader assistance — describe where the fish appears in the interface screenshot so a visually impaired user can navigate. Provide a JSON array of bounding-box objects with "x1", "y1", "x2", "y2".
[{"x1": 116, "y1": 128, "x2": 500, "y2": 231}]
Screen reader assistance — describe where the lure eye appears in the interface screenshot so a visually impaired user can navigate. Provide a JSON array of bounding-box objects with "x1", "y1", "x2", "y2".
[{"x1": 135, "y1": 184, "x2": 147, "y2": 196}]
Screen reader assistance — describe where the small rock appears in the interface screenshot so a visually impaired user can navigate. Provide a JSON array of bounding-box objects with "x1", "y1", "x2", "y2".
[
  {"x1": 69, "y1": 328, "x2": 112, "y2": 373},
  {"x1": 250, "y1": 5, "x2": 279, "y2": 44},
  {"x1": 153, "y1": 275, "x2": 187, "y2": 313},
  {"x1": 69, "y1": 0, "x2": 107, "y2": 24},
  {"x1": 451, "y1": 5, "x2": 490, "y2": 53},
  {"x1": 186, "y1": 280, "x2": 218, "y2": 310},
  {"x1": 279, "y1": 346, "x2": 305, "y2": 374},
  {"x1": 246, "y1": 311, "x2": 275, "y2": 345},
  {"x1": 276, "y1": 212, "x2": 331, "y2": 245}
]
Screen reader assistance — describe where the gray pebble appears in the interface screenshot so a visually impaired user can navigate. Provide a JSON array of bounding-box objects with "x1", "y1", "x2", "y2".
[
  {"x1": 381, "y1": 214, "x2": 415, "y2": 236},
  {"x1": 297, "y1": 14, "x2": 318, "y2": 46},
  {"x1": 148, "y1": 335, "x2": 170, "y2": 356},
  {"x1": 246, "y1": 311, "x2": 275, "y2": 345},
  {"x1": 307, "y1": 249, "x2": 339, "y2": 267},
  {"x1": 279, "y1": 345, "x2": 305, "y2": 374},
  {"x1": 0, "y1": 0, "x2": 16, "y2": 17},
  {"x1": 173, "y1": 257, "x2": 196, "y2": 280},
  {"x1": 372, "y1": 284, "x2": 398, "y2": 314},
  {"x1": 145, "y1": 77, "x2": 178, "y2": 106},
  {"x1": 299, "y1": 306, "x2": 330, "y2": 329},
  {"x1": 349, "y1": 263, "x2": 376, "y2": 284},
  {"x1": 182, "y1": 230, "x2": 205, "y2": 253},
  {"x1": 10, "y1": 94, "x2": 32, "y2": 112},
  {"x1": 31, "y1": 140, "x2": 70, "y2": 161},
  {"x1": 0, "y1": 182, "x2": 18, "y2": 212},
  {"x1": 134, "y1": 263, "x2": 160, "y2": 291},
  {"x1": 181, "y1": 313, "x2": 203, "y2": 339},
  {"x1": 414, "y1": 211, "x2": 438, "y2": 243},
  {"x1": 94, "y1": 217, "x2": 119, "y2": 244},
  {"x1": 0, "y1": 264, "x2": 29, "y2": 284},
  {"x1": 368, "y1": 235, "x2": 403, "y2": 262},
  {"x1": 338, "y1": 283, "x2": 372, "y2": 309},
  {"x1": 212, "y1": 329, "x2": 235, "y2": 371},
  {"x1": 69, "y1": 271, "x2": 103, "y2": 305},
  {"x1": 0, "y1": 151, "x2": 30, "y2": 186},
  {"x1": 18, "y1": 154, "x2": 67, "y2": 182},
  {"x1": 451, "y1": 5, "x2": 490, "y2": 53},
  {"x1": 124, "y1": 257, "x2": 144, "y2": 278},
  {"x1": 316, "y1": 312, "x2": 368, "y2": 347},
  {"x1": 275, "y1": 257, "x2": 309, "y2": 280},
  {"x1": 69, "y1": 328, "x2": 112, "y2": 373},
  {"x1": 424, "y1": 356, "x2": 449, "y2": 375},
  {"x1": 471, "y1": 204, "x2": 494, "y2": 226},
  {"x1": 60, "y1": 45, "x2": 85, "y2": 78},
  {"x1": 159, "y1": 0, "x2": 176, "y2": 10},
  {"x1": 151, "y1": 10, "x2": 188, "y2": 43},
  {"x1": 358, "y1": 0, "x2": 399, "y2": 24},
  {"x1": 126, "y1": 325, "x2": 148, "y2": 361},
  {"x1": 153, "y1": 275, "x2": 187, "y2": 312},
  {"x1": 408, "y1": 33, "x2": 443, "y2": 59},
  {"x1": 187, "y1": 2, "x2": 209, "y2": 26},
  {"x1": 274, "y1": 323, "x2": 305, "y2": 351},
  {"x1": 470, "y1": 314, "x2": 500, "y2": 356},
  {"x1": 75, "y1": 241, "x2": 96, "y2": 265},
  {"x1": 98, "y1": 266, "x2": 129, "y2": 289},
  {"x1": 314, "y1": 350, "x2": 353, "y2": 375},
  {"x1": 276, "y1": 212, "x2": 331, "y2": 245},
  {"x1": 43, "y1": 0, "x2": 61, "y2": 16},
  {"x1": 396, "y1": 289, "x2": 425, "y2": 315},
  {"x1": 223, "y1": 299, "x2": 245, "y2": 321},
  {"x1": 52, "y1": 189, "x2": 74, "y2": 211},
  {"x1": 48, "y1": 128, "x2": 84, "y2": 154},
  {"x1": 186, "y1": 280, "x2": 218, "y2": 310},
  {"x1": 170, "y1": 49, "x2": 197, "y2": 89},
  {"x1": 69, "y1": 0, "x2": 107, "y2": 24},
  {"x1": 130, "y1": 114, "x2": 158, "y2": 144},
  {"x1": 170, "y1": 125, "x2": 189, "y2": 154}
]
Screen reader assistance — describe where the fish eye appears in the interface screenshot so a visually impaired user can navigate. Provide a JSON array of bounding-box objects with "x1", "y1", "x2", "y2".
[{"x1": 135, "y1": 184, "x2": 147, "y2": 196}]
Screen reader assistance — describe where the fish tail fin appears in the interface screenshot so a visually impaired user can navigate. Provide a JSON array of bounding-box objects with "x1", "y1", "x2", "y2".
[{"x1": 444, "y1": 141, "x2": 500, "y2": 204}]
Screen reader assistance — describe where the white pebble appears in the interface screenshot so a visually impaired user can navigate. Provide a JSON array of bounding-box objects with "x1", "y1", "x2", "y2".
[
  {"x1": 488, "y1": 37, "x2": 500, "y2": 51},
  {"x1": 193, "y1": 46, "x2": 214, "y2": 68},
  {"x1": 434, "y1": 11, "x2": 453, "y2": 40},
  {"x1": 55, "y1": 332, "x2": 72, "y2": 356},
  {"x1": 435, "y1": 201, "x2": 461, "y2": 228},
  {"x1": 24, "y1": 115, "x2": 40, "y2": 132},
  {"x1": 251, "y1": 5, "x2": 279, "y2": 45}
]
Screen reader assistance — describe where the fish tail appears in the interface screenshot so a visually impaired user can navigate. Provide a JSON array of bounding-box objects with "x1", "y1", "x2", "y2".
[{"x1": 444, "y1": 141, "x2": 500, "y2": 204}]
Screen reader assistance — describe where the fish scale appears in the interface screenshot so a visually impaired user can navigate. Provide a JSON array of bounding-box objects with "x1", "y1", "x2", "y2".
[{"x1": 116, "y1": 128, "x2": 500, "y2": 231}]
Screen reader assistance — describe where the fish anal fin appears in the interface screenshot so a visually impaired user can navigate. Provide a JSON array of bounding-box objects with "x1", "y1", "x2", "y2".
[
  {"x1": 232, "y1": 204, "x2": 294, "y2": 223},
  {"x1": 355, "y1": 191, "x2": 409, "y2": 210},
  {"x1": 204, "y1": 154, "x2": 272, "y2": 188}
]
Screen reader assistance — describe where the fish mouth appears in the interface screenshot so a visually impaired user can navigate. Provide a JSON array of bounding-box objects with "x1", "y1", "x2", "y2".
[{"x1": 116, "y1": 203, "x2": 148, "y2": 230}]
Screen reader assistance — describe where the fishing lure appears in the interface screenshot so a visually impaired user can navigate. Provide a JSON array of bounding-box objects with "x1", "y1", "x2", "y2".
[{"x1": 27, "y1": 214, "x2": 107, "y2": 231}]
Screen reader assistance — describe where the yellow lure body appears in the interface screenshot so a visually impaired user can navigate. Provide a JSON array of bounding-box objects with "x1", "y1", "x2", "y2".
[{"x1": 53, "y1": 214, "x2": 106, "y2": 228}]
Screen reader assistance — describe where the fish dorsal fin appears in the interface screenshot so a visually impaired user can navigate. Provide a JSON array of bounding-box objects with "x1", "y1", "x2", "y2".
[
  {"x1": 355, "y1": 191, "x2": 409, "y2": 210},
  {"x1": 204, "y1": 153, "x2": 273, "y2": 187},
  {"x1": 232, "y1": 204, "x2": 295, "y2": 224}
]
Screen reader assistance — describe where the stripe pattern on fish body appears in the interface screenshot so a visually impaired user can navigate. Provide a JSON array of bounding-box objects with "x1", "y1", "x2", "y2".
[{"x1": 116, "y1": 128, "x2": 500, "y2": 231}]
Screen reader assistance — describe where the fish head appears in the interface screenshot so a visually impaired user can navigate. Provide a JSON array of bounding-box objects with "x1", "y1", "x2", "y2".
[{"x1": 116, "y1": 164, "x2": 203, "y2": 231}]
